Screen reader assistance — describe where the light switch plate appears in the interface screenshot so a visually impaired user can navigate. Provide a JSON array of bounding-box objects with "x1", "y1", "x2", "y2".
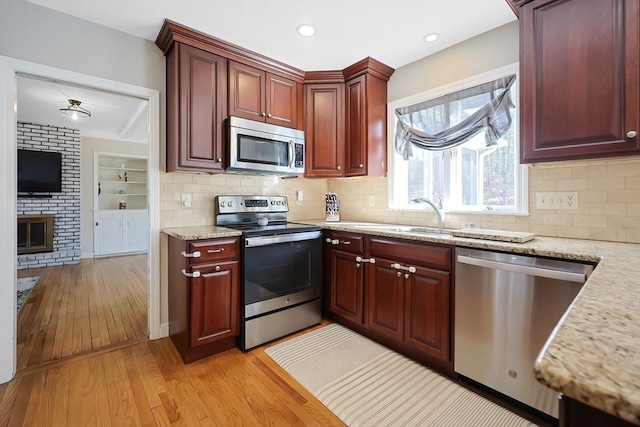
[
  {"x1": 181, "y1": 193, "x2": 192, "y2": 208},
  {"x1": 536, "y1": 192, "x2": 578, "y2": 210}
]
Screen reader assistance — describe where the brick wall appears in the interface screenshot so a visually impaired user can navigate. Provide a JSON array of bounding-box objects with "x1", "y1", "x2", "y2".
[{"x1": 17, "y1": 122, "x2": 81, "y2": 269}]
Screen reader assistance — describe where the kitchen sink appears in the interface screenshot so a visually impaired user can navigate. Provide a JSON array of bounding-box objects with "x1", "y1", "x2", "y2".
[{"x1": 352, "y1": 224, "x2": 452, "y2": 239}]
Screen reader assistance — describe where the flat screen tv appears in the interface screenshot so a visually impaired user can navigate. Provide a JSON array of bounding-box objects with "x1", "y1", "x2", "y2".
[{"x1": 17, "y1": 149, "x2": 63, "y2": 193}]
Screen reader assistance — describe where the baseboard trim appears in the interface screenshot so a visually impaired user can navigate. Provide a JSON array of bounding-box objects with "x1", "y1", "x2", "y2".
[{"x1": 80, "y1": 252, "x2": 94, "y2": 259}]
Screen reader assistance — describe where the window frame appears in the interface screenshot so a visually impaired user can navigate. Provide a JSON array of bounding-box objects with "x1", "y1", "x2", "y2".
[{"x1": 387, "y1": 63, "x2": 528, "y2": 215}]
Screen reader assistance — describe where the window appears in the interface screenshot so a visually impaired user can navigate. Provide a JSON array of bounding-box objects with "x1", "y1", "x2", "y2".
[{"x1": 388, "y1": 64, "x2": 527, "y2": 214}]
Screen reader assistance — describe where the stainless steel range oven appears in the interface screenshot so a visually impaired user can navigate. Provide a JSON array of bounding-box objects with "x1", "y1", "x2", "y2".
[{"x1": 215, "y1": 195, "x2": 322, "y2": 350}]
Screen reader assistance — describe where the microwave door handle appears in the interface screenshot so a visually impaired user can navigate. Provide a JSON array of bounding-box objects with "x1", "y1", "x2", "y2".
[{"x1": 288, "y1": 140, "x2": 295, "y2": 168}]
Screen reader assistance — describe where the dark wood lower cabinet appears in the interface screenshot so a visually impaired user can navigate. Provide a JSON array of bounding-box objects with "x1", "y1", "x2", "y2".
[
  {"x1": 560, "y1": 396, "x2": 636, "y2": 427},
  {"x1": 325, "y1": 232, "x2": 454, "y2": 375},
  {"x1": 365, "y1": 258, "x2": 404, "y2": 340},
  {"x1": 189, "y1": 261, "x2": 239, "y2": 348},
  {"x1": 168, "y1": 235, "x2": 240, "y2": 363},
  {"x1": 404, "y1": 266, "x2": 450, "y2": 361},
  {"x1": 330, "y1": 248, "x2": 364, "y2": 324}
]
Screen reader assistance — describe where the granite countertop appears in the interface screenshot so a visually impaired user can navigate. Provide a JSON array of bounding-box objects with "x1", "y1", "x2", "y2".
[
  {"x1": 162, "y1": 225, "x2": 242, "y2": 240},
  {"x1": 300, "y1": 220, "x2": 640, "y2": 425},
  {"x1": 161, "y1": 220, "x2": 640, "y2": 424}
]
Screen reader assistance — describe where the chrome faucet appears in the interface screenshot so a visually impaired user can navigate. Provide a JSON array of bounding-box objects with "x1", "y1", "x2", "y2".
[{"x1": 411, "y1": 195, "x2": 446, "y2": 233}]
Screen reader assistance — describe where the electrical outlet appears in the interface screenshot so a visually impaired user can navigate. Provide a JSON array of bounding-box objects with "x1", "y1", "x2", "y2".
[
  {"x1": 368, "y1": 194, "x2": 375, "y2": 207},
  {"x1": 181, "y1": 193, "x2": 192, "y2": 208},
  {"x1": 536, "y1": 192, "x2": 578, "y2": 210}
]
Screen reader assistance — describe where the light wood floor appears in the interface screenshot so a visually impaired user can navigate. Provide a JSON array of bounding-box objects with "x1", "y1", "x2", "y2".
[
  {"x1": 0, "y1": 322, "x2": 344, "y2": 427},
  {"x1": 16, "y1": 254, "x2": 148, "y2": 371}
]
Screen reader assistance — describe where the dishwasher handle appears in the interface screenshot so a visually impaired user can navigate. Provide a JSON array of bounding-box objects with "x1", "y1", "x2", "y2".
[{"x1": 457, "y1": 254, "x2": 587, "y2": 283}]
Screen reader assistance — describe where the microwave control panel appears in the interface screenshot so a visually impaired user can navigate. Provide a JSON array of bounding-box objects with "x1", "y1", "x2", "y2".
[{"x1": 294, "y1": 143, "x2": 304, "y2": 168}]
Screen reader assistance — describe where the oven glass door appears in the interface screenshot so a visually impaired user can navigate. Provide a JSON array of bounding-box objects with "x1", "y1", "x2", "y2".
[{"x1": 243, "y1": 234, "x2": 321, "y2": 306}]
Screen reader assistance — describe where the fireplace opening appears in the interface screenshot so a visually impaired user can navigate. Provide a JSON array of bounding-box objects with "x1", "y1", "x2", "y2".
[{"x1": 18, "y1": 214, "x2": 54, "y2": 254}]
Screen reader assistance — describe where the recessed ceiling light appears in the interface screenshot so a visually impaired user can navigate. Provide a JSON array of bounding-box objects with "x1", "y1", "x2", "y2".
[
  {"x1": 423, "y1": 33, "x2": 440, "y2": 43},
  {"x1": 296, "y1": 24, "x2": 316, "y2": 37}
]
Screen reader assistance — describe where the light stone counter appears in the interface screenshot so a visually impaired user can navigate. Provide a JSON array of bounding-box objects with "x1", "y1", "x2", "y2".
[
  {"x1": 162, "y1": 225, "x2": 242, "y2": 240},
  {"x1": 298, "y1": 219, "x2": 640, "y2": 425}
]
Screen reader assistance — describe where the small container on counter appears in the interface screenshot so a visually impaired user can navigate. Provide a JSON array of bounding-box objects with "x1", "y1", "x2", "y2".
[{"x1": 325, "y1": 193, "x2": 340, "y2": 222}]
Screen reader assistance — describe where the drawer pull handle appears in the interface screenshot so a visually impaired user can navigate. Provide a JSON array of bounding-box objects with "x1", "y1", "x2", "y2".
[
  {"x1": 627, "y1": 130, "x2": 637, "y2": 138},
  {"x1": 181, "y1": 251, "x2": 201, "y2": 258},
  {"x1": 325, "y1": 238, "x2": 331, "y2": 243},
  {"x1": 331, "y1": 239, "x2": 339, "y2": 245},
  {"x1": 356, "y1": 256, "x2": 375, "y2": 264},
  {"x1": 397, "y1": 271, "x2": 402, "y2": 277},
  {"x1": 391, "y1": 263, "x2": 416, "y2": 273},
  {"x1": 341, "y1": 240, "x2": 351, "y2": 245},
  {"x1": 215, "y1": 266, "x2": 221, "y2": 272},
  {"x1": 181, "y1": 269, "x2": 201, "y2": 278},
  {"x1": 207, "y1": 248, "x2": 224, "y2": 254}
]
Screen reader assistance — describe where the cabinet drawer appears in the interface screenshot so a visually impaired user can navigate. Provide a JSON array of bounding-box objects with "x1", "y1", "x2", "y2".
[
  {"x1": 185, "y1": 238, "x2": 239, "y2": 263},
  {"x1": 369, "y1": 237, "x2": 452, "y2": 271},
  {"x1": 325, "y1": 231, "x2": 364, "y2": 254}
]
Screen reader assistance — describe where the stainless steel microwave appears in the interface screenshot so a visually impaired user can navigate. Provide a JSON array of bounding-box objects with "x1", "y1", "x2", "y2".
[{"x1": 228, "y1": 116, "x2": 305, "y2": 177}]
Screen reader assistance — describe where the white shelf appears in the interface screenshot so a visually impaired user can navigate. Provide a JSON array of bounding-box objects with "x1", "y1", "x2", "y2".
[
  {"x1": 95, "y1": 153, "x2": 148, "y2": 210},
  {"x1": 100, "y1": 180, "x2": 147, "y2": 184},
  {"x1": 100, "y1": 193, "x2": 147, "y2": 196},
  {"x1": 98, "y1": 166, "x2": 147, "y2": 172}
]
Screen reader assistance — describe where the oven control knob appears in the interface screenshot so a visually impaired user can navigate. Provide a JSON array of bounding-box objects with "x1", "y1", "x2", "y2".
[
  {"x1": 220, "y1": 201, "x2": 226, "y2": 207},
  {"x1": 271, "y1": 201, "x2": 275, "y2": 205},
  {"x1": 228, "y1": 201, "x2": 234, "y2": 207}
]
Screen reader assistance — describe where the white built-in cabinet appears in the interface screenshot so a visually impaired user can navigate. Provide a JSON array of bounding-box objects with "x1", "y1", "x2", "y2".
[{"x1": 94, "y1": 153, "x2": 148, "y2": 256}]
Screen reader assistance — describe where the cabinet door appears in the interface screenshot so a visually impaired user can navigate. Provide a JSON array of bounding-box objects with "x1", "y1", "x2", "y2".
[
  {"x1": 229, "y1": 61, "x2": 265, "y2": 121},
  {"x1": 345, "y1": 75, "x2": 367, "y2": 176},
  {"x1": 266, "y1": 73, "x2": 298, "y2": 128},
  {"x1": 520, "y1": 0, "x2": 639, "y2": 163},
  {"x1": 404, "y1": 266, "x2": 451, "y2": 362},
  {"x1": 330, "y1": 249, "x2": 364, "y2": 324},
  {"x1": 190, "y1": 261, "x2": 239, "y2": 348},
  {"x1": 125, "y1": 211, "x2": 148, "y2": 253},
  {"x1": 365, "y1": 258, "x2": 404, "y2": 341},
  {"x1": 169, "y1": 44, "x2": 226, "y2": 172},
  {"x1": 94, "y1": 211, "x2": 124, "y2": 256},
  {"x1": 304, "y1": 83, "x2": 345, "y2": 177}
]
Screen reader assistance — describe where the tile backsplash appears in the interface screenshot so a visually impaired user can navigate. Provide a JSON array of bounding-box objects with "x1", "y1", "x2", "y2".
[
  {"x1": 160, "y1": 156, "x2": 639, "y2": 244},
  {"x1": 326, "y1": 156, "x2": 640, "y2": 244},
  {"x1": 160, "y1": 173, "x2": 327, "y2": 228}
]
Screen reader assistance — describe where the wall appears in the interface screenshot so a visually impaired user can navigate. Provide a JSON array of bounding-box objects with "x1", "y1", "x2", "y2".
[
  {"x1": 160, "y1": 174, "x2": 327, "y2": 228},
  {"x1": 17, "y1": 122, "x2": 81, "y2": 268},
  {"x1": 328, "y1": 20, "x2": 640, "y2": 244},
  {"x1": 388, "y1": 21, "x2": 519, "y2": 102},
  {"x1": 0, "y1": 0, "x2": 165, "y2": 99},
  {"x1": 80, "y1": 136, "x2": 148, "y2": 257}
]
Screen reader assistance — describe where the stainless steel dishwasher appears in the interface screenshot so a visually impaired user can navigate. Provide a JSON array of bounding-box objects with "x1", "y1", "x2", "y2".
[{"x1": 455, "y1": 247, "x2": 594, "y2": 419}]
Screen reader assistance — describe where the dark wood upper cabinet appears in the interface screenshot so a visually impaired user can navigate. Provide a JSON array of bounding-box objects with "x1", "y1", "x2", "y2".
[
  {"x1": 520, "y1": 0, "x2": 639, "y2": 163},
  {"x1": 304, "y1": 59, "x2": 394, "y2": 178},
  {"x1": 304, "y1": 82, "x2": 345, "y2": 177},
  {"x1": 228, "y1": 61, "x2": 264, "y2": 122},
  {"x1": 343, "y1": 58, "x2": 392, "y2": 177},
  {"x1": 228, "y1": 60, "x2": 300, "y2": 129},
  {"x1": 156, "y1": 20, "x2": 305, "y2": 173},
  {"x1": 165, "y1": 43, "x2": 227, "y2": 172}
]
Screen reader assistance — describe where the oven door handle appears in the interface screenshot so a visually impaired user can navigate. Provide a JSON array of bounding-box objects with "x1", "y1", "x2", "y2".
[{"x1": 245, "y1": 231, "x2": 321, "y2": 247}]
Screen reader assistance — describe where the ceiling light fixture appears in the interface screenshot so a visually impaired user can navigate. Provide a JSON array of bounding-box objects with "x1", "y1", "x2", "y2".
[
  {"x1": 59, "y1": 99, "x2": 91, "y2": 121},
  {"x1": 423, "y1": 33, "x2": 440, "y2": 43},
  {"x1": 296, "y1": 24, "x2": 316, "y2": 37}
]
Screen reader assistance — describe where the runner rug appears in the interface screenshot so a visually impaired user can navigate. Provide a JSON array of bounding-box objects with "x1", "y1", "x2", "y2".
[
  {"x1": 17, "y1": 276, "x2": 39, "y2": 313},
  {"x1": 265, "y1": 323, "x2": 537, "y2": 427}
]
